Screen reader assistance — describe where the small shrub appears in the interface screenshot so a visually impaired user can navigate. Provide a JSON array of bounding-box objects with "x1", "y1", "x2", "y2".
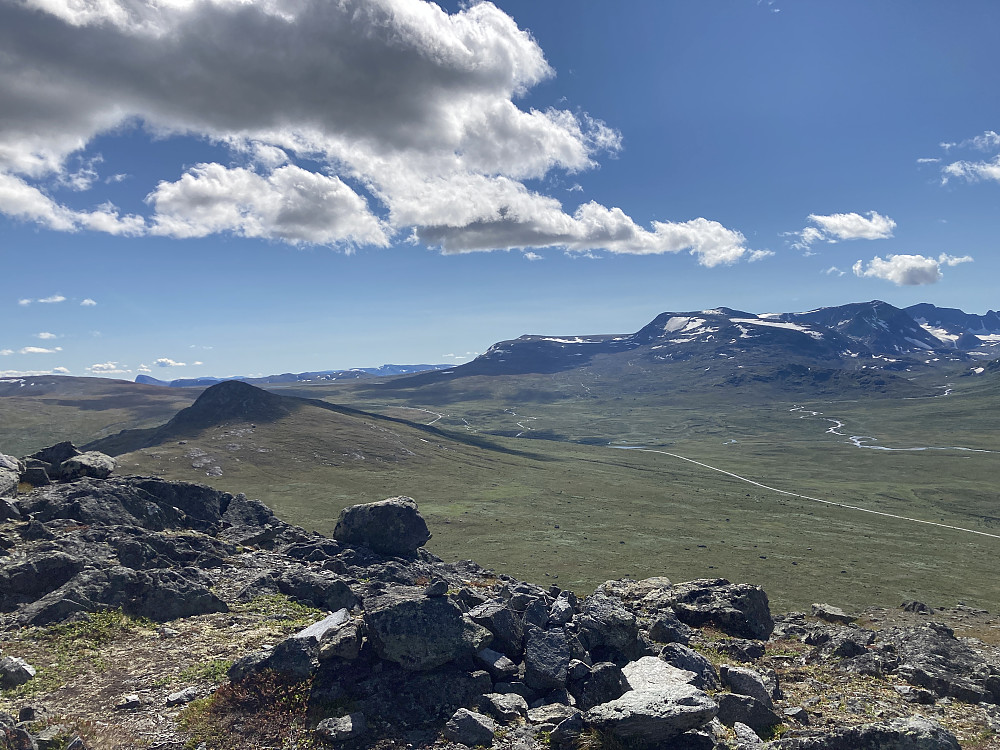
[{"x1": 179, "y1": 669, "x2": 314, "y2": 750}]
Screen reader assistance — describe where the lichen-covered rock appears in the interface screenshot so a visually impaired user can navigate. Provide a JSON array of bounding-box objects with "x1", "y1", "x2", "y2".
[
  {"x1": 59, "y1": 451, "x2": 116, "y2": 480},
  {"x1": 316, "y1": 712, "x2": 367, "y2": 742},
  {"x1": 881, "y1": 621, "x2": 996, "y2": 703},
  {"x1": 811, "y1": 603, "x2": 857, "y2": 625},
  {"x1": 716, "y1": 694, "x2": 781, "y2": 734},
  {"x1": 442, "y1": 708, "x2": 496, "y2": 747},
  {"x1": 0, "y1": 656, "x2": 36, "y2": 688},
  {"x1": 523, "y1": 625, "x2": 571, "y2": 691},
  {"x1": 583, "y1": 657, "x2": 717, "y2": 748},
  {"x1": 364, "y1": 587, "x2": 491, "y2": 670},
  {"x1": 671, "y1": 579, "x2": 774, "y2": 640},
  {"x1": 468, "y1": 599, "x2": 526, "y2": 660},
  {"x1": 333, "y1": 496, "x2": 430, "y2": 557},
  {"x1": 0, "y1": 458, "x2": 19, "y2": 499},
  {"x1": 765, "y1": 716, "x2": 960, "y2": 749},
  {"x1": 659, "y1": 643, "x2": 720, "y2": 690},
  {"x1": 571, "y1": 661, "x2": 630, "y2": 710},
  {"x1": 720, "y1": 664, "x2": 775, "y2": 710}
]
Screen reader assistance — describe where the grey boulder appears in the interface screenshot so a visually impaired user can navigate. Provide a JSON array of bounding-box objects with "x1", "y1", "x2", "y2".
[
  {"x1": 671, "y1": 579, "x2": 774, "y2": 640},
  {"x1": 59, "y1": 451, "x2": 116, "y2": 480},
  {"x1": 442, "y1": 708, "x2": 496, "y2": 747},
  {"x1": 0, "y1": 656, "x2": 36, "y2": 688},
  {"x1": 316, "y1": 712, "x2": 367, "y2": 743},
  {"x1": 333, "y1": 496, "x2": 430, "y2": 557},
  {"x1": 583, "y1": 657, "x2": 717, "y2": 748},
  {"x1": 364, "y1": 587, "x2": 491, "y2": 670}
]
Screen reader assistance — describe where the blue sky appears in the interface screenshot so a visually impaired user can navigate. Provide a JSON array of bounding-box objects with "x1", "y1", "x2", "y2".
[{"x1": 1, "y1": 0, "x2": 998, "y2": 379}]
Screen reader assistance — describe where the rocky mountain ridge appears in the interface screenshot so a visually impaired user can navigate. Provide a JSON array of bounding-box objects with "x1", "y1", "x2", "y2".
[
  {"x1": 390, "y1": 301, "x2": 999, "y2": 384},
  {"x1": 2, "y1": 447, "x2": 1000, "y2": 749},
  {"x1": 135, "y1": 364, "x2": 450, "y2": 389}
]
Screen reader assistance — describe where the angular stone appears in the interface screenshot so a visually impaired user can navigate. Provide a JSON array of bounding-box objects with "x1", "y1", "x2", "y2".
[
  {"x1": 0, "y1": 656, "x2": 36, "y2": 688},
  {"x1": 60, "y1": 451, "x2": 116, "y2": 481},
  {"x1": 576, "y1": 594, "x2": 641, "y2": 662},
  {"x1": 716, "y1": 694, "x2": 780, "y2": 734},
  {"x1": 583, "y1": 664, "x2": 717, "y2": 749},
  {"x1": 468, "y1": 599, "x2": 525, "y2": 660},
  {"x1": 166, "y1": 686, "x2": 200, "y2": 706},
  {"x1": 671, "y1": 579, "x2": 774, "y2": 640},
  {"x1": 475, "y1": 647, "x2": 519, "y2": 681},
  {"x1": 549, "y1": 597, "x2": 574, "y2": 626},
  {"x1": 477, "y1": 692, "x2": 529, "y2": 723},
  {"x1": 524, "y1": 625, "x2": 571, "y2": 691},
  {"x1": 659, "y1": 644, "x2": 720, "y2": 690},
  {"x1": 765, "y1": 716, "x2": 960, "y2": 749},
  {"x1": 550, "y1": 712, "x2": 585, "y2": 749},
  {"x1": 734, "y1": 721, "x2": 764, "y2": 747},
  {"x1": 365, "y1": 587, "x2": 491, "y2": 671},
  {"x1": 0, "y1": 468, "x2": 18, "y2": 500},
  {"x1": 333, "y1": 496, "x2": 430, "y2": 557},
  {"x1": 443, "y1": 708, "x2": 495, "y2": 747},
  {"x1": 811, "y1": 603, "x2": 856, "y2": 625},
  {"x1": 882, "y1": 621, "x2": 992, "y2": 703},
  {"x1": 316, "y1": 712, "x2": 367, "y2": 742},
  {"x1": 648, "y1": 608, "x2": 694, "y2": 645},
  {"x1": 572, "y1": 662, "x2": 630, "y2": 710},
  {"x1": 319, "y1": 623, "x2": 362, "y2": 662},
  {"x1": 721, "y1": 664, "x2": 774, "y2": 710},
  {"x1": 527, "y1": 703, "x2": 578, "y2": 729}
]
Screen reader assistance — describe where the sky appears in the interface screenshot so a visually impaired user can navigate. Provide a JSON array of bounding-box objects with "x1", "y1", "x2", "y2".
[{"x1": 1, "y1": 0, "x2": 998, "y2": 380}]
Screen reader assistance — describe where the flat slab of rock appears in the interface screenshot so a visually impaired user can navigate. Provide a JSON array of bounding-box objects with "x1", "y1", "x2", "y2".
[
  {"x1": 811, "y1": 603, "x2": 856, "y2": 625},
  {"x1": 333, "y1": 496, "x2": 430, "y2": 557},
  {"x1": 765, "y1": 716, "x2": 960, "y2": 749}
]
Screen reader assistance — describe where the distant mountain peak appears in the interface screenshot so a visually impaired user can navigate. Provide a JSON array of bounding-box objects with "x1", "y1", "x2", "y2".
[{"x1": 168, "y1": 380, "x2": 294, "y2": 431}]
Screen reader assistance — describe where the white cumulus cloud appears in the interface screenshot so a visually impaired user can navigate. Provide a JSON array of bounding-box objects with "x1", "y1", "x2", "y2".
[
  {"x1": 19, "y1": 346, "x2": 62, "y2": 354},
  {"x1": 87, "y1": 361, "x2": 131, "y2": 375},
  {"x1": 788, "y1": 211, "x2": 895, "y2": 251},
  {"x1": 852, "y1": 253, "x2": 973, "y2": 286},
  {"x1": 154, "y1": 358, "x2": 186, "y2": 367},
  {"x1": 36, "y1": 332, "x2": 57, "y2": 339},
  {"x1": 38, "y1": 294, "x2": 67, "y2": 304},
  {"x1": 80, "y1": 298, "x2": 97, "y2": 306},
  {"x1": 0, "y1": 0, "x2": 754, "y2": 262}
]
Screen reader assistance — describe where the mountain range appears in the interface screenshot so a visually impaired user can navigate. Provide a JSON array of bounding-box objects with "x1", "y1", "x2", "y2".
[
  {"x1": 388, "y1": 300, "x2": 999, "y2": 384},
  {"x1": 130, "y1": 301, "x2": 998, "y2": 390},
  {"x1": 134, "y1": 363, "x2": 449, "y2": 388}
]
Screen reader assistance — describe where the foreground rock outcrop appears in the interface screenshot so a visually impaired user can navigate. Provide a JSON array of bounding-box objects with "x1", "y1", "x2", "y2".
[{"x1": 0, "y1": 451, "x2": 995, "y2": 749}]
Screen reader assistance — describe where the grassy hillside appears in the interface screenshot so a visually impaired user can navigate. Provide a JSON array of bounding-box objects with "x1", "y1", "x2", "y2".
[
  {"x1": 109, "y1": 373, "x2": 1000, "y2": 614},
  {"x1": 5, "y1": 367, "x2": 997, "y2": 614},
  {"x1": 0, "y1": 376, "x2": 197, "y2": 456}
]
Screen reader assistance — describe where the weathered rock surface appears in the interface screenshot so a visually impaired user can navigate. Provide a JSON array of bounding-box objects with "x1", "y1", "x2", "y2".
[
  {"x1": 0, "y1": 656, "x2": 36, "y2": 688},
  {"x1": 442, "y1": 708, "x2": 495, "y2": 747},
  {"x1": 811, "y1": 603, "x2": 857, "y2": 625},
  {"x1": 334, "y1": 496, "x2": 430, "y2": 556},
  {"x1": 583, "y1": 657, "x2": 718, "y2": 748},
  {"x1": 765, "y1": 716, "x2": 960, "y2": 749},
  {"x1": 364, "y1": 587, "x2": 491, "y2": 670},
  {"x1": 316, "y1": 712, "x2": 368, "y2": 743},
  {"x1": 671, "y1": 579, "x2": 774, "y2": 639},
  {"x1": 59, "y1": 451, "x2": 116, "y2": 481}
]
